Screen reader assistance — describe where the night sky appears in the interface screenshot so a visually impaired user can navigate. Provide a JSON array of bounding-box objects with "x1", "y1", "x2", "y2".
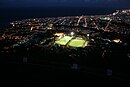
[
  {"x1": 0, "y1": 0, "x2": 130, "y2": 8},
  {"x1": 0, "y1": 0, "x2": 130, "y2": 27}
]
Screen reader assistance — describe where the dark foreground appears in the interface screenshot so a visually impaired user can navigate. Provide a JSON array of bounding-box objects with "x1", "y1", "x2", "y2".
[{"x1": 0, "y1": 62, "x2": 130, "y2": 86}]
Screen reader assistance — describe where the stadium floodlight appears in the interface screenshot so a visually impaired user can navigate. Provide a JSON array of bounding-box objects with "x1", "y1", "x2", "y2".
[
  {"x1": 71, "y1": 32, "x2": 74, "y2": 36},
  {"x1": 87, "y1": 34, "x2": 89, "y2": 37}
]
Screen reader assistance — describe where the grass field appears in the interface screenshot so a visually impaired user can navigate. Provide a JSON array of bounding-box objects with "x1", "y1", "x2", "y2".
[
  {"x1": 55, "y1": 36, "x2": 73, "y2": 45},
  {"x1": 68, "y1": 39, "x2": 86, "y2": 48},
  {"x1": 55, "y1": 36, "x2": 88, "y2": 48}
]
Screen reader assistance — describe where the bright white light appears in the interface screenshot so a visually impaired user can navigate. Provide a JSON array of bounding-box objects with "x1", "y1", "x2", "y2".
[
  {"x1": 31, "y1": 27, "x2": 33, "y2": 31},
  {"x1": 122, "y1": 10, "x2": 126, "y2": 13},
  {"x1": 11, "y1": 23, "x2": 15, "y2": 27},
  {"x1": 113, "y1": 13, "x2": 116, "y2": 15},
  {"x1": 71, "y1": 32, "x2": 74, "y2": 35},
  {"x1": 87, "y1": 34, "x2": 89, "y2": 37},
  {"x1": 59, "y1": 36, "x2": 62, "y2": 39}
]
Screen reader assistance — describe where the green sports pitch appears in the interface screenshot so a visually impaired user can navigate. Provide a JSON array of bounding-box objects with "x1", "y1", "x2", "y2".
[
  {"x1": 55, "y1": 36, "x2": 73, "y2": 45},
  {"x1": 55, "y1": 36, "x2": 88, "y2": 48},
  {"x1": 68, "y1": 39, "x2": 86, "y2": 48}
]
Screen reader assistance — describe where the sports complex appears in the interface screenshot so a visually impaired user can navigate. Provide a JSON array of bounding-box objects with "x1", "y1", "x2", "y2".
[{"x1": 55, "y1": 32, "x2": 89, "y2": 48}]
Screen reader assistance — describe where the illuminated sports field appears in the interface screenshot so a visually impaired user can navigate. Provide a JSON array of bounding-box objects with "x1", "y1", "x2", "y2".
[
  {"x1": 55, "y1": 36, "x2": 73, "y2": 45},
  {"x1": 68, "y1": 39, "x2": 87, "y2": 48},
  {"x1": 55, "y1": 35, "x2": 88, "y2": 48}
]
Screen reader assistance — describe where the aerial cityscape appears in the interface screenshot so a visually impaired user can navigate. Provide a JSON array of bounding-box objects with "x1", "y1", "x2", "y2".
[{"x1": 1, "y1": 8, "x2": 130, "y2": 85}]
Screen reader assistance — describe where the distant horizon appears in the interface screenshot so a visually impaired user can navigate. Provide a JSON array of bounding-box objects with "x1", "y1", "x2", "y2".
[{"x1": 0, "y1": 6, "x2": 129, "y2": 29}]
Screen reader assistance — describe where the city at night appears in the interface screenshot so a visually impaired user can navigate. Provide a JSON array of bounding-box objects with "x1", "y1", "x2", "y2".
[{"x1": 0, "y1": 0, "x2": 130, "y2": 86}]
